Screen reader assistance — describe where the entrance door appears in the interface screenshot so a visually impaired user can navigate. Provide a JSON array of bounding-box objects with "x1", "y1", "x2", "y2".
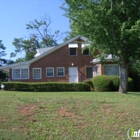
[{"x1": 68, "y1": 67, "x2": 78, "y2": 83}]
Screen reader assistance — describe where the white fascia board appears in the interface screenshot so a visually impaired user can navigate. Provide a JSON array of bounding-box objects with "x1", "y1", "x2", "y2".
[
  {"x1": 90, "y1": 54, "x2": 119, "y2": 64},
  {"x1": 0, "y1": 61, "x2": 30, "y2": 71},
  {"x1": 68, "y1": 43, "x2": 78, "y2": 48},
  {"x1": 90, "y1": 58, "x2": 100, "y2": 64},
  {"x1": 81, "y1": 44, "x2": 90, "y2": 48}
]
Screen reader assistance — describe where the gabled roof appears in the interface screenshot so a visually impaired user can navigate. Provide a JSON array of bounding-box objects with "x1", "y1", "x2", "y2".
[
  {"x1": 0, "y1": 61, "x2": 30, "y2": 71},
  {"x1": 0, "y1": 35, "x2": 90, "y2": 70},
  {"x1": 90, "y1": 54, "x2": 119, "y2": 64},
  {"x1": 34, "y1": 47, "x2": 55, "y2": 57},
  {"x1": 29, "y1": 35, "x2": 90, "y2": 64}
]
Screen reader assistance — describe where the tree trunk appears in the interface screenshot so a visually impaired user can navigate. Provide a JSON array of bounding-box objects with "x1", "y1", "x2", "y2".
[{"x1": 119, "y1": 63, "x2": 128, "y2": 93}]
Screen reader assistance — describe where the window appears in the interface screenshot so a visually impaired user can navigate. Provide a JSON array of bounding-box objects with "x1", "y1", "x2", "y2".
[
  {"x1": 86, "y1": 67, "x2": 93, "y2": 79},
  {"x1": 69, "y1": 48, "x2": 77, "y2": 56},
  {"x1": 83, "y1": 49, "x2": 90, "y2": 56},
  {"x1": 46, "y1": 68, "x2": 54, "y2": 77},
  {"x1": 12, "y1": 69, "x2": 29, "y2": 79},
  {"x1": 57, "y1": 67, "x2": 65, "y2": 77},
  {"x1": 21, "y1": 69, "x2": 29, "y2": 79},
  {"x1": 13, "y1": 69, "x2": 20, "y2": 79},
  {"x1": 33, "y1": 68, "x2": 41, "y2": 79},
  {"x1": 104, "y1": 64, "x2": 120, "y2": 76}
]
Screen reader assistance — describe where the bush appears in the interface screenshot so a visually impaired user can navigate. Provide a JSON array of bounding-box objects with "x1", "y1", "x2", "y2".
[
  {"x1": 92, "y1": 75, "x2": 113, "y2": 92},
  {"x1": 128, "y1": 77, "x2": 134, "y2": 91},
  {"x1": 84, "y1": 79, "x2": 94, "y2": 91},
  {"x1": 109, "y1": 76, "x2": 120, "y2": 91},
  {"x1": 2, "y1": 82, "x2": 90, "y2": 92},
  {"x1": 109, "y1": 76, "x2": 133, "y2": 91},
  {"x1": 91, "y1": 75, "x2": 134, "y2": 92}
]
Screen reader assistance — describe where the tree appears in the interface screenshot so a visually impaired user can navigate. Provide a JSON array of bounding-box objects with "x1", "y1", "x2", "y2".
[
  {"x1": 62, "y1": 0, "x2": 140, "y2": 93},
  {"x1": 0, "y1": 40, "x2": 8, "y2": 81},
  {"x1": 11, "y1": 37, "x2": 38, "y2": 61},
  {"x1": 26, "y1": 16, "x2": 63, "y2": 47},
  {"x1": 0, "y1": 40, "x2": 7, "y2": 66},
  {"x1": 11, "y1": 16, "x2": 63, "y2": 61}
]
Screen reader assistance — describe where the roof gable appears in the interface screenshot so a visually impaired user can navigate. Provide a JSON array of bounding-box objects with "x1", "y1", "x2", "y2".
[
  {"x1": 0, "y1": 35, "x2": 90, "y2": 70},
  {"x1": 29, "y1": 35, "x2": 90, "y2": 64}
]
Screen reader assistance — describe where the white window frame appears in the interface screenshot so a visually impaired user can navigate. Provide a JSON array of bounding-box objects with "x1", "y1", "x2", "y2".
[
  {"x1": 12, "y1": 69, "x2": 20, "y2": 79},
  {"x1": 93, "y1": 65, "x2": 99, "y2": 77},
  {"x1": 69, "y1": 48, "x2": 77, "y2": 56},
  {"x1": 86, "y1": 67, "x2": 93, "y2": 79},
  {"x1": 12, "y1": 68, "x2": 29, "y2": 79},
  {"x1": 57, "y1": 67, "x2": 65, "y2": 77},
  {"x1": 21, "y1": 69, "x2": 29, "y2": 79},
  {"x1": 33, "y1": 68, "x2": 42, "y2": 79},
  {"x1": 103, "y1": 64, "x2": 120, "y2": 76},
  {"x1": 46, "y1": 67, "x2": 54, "y2": 77}
]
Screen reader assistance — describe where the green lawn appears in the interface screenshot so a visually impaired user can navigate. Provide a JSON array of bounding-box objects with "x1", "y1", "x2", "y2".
[{"x1": 0, "y1": 91, "x2": 140, "y2": 140}]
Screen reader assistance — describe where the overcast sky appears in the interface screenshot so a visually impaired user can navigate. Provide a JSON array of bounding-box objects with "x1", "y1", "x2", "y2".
[{"x1": 0, "y1": 0, "x2": 70, "y2": 60}]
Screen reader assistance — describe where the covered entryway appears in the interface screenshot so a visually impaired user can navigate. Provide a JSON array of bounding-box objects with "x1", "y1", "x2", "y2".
[{"x1": 68, "y1": 67, "x2": 78, "y2": 83}]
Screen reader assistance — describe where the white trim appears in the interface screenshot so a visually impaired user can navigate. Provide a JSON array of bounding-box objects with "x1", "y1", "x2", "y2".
[
  {"x1": 68, "y1": 43, "x2": 78, "y2": 48},
  {"x1": 12, "y1": 69, "x2": 20, "y2": 79},
  {"x1": 93, "y1": 65, "x2": 99, "y2": 77},
  {"x1": 33, "y1": 68, "x2": 42, "y2": 79},
  {"x1": 90, "y1": 54, "x2": 119, "y2": 64},
  {"x1": 57, "y1": 67, "x2": 65, "y2": 77},
  {"x1": 81, "y1": 44, "x2": 90, "y2": 48},
  {"x1": 46, "y1": 67, "x2": 54, "y2": 77}
]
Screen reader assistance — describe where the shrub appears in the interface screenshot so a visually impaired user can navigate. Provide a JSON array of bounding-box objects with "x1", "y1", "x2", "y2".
[
  {"x1": 92, "y1": 75, "x2": 134, "y2": 92},
  {"x1": 2, "y1": 82, "x2": 90, "y2": 92},
  {"x1": 84, "y1": 79, "x2": 94, "y2": 91},
  {"x1": 109, "y1": 76, "x2": 133, "y2": 91},
  {"x1": 92, "y1": 75, "x2": 112, "y2": 92},
  {"x1": 109, "y1": 76, "x2": 120, "y2": 91},
  {"x1": 128, "y1": 77, "x2": 134, "y2": 91}
]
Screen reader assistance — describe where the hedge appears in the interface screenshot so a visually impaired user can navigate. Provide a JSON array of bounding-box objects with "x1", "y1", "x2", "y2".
[{"x1": 2, "y1": 82, "x2": 90, "y2": 92}]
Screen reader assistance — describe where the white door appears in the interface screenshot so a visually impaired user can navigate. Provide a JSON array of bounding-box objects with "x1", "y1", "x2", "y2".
[{"x1": 69, "y1": 67, "x2": 78, "y2": 83}]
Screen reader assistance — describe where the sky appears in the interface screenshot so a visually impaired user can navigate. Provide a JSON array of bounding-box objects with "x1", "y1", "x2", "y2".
[{"x1": 0, "y1": 0, "x2": 70, "y2": 60}]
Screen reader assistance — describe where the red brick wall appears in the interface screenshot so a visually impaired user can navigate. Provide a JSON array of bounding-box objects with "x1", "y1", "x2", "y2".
[{"x1": 10, "y1": 38, "x2": 95, "y2": 82}]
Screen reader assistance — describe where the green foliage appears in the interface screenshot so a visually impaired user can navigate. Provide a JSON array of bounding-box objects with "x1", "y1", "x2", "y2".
[
  {"x1": 63, "y1": 0, "x2": 140, "y2": 93},
  {"x1": 109, "y1": 76, "x2": 120, "y2": 91},
  {"x1": 91, "y1": 75, "x2": 133, "y2": 92},
  {"x1": 92, "y1": 75, "x2": 112, "y2": 92},
  {"x1": 63, "y1": 0, "x2": 140, "y2": 64},
  {"x1": 0, "y1": 40, "x2": 6, "y2": 58},
  {"x1": 129, "y1": 66, "x2": 140, "y2": 91},
  {"x1": 128, "y1": 77, "x2": 134, "y2": 91},
  {"x1": 11, "y1": 38, "x2": 37, "y2": 61},
  {"x1": 0, "y1": 71, "x2": 8, "y2": 82},
  {"x1": 2, "y1": 82, "x2": 90, "y2": 92},
  {"x1": 0, "y1": 40, "x2": 7, "y2": 66},
  {"x1": 11, "y1": 15, "x2": 63, "y2": 61},
  {"x1": 84, "y1": 79, "x2": 94, "y2": 91}
]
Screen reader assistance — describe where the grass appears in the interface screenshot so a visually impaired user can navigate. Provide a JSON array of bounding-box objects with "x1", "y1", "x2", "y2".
[{"x1": 0, "y1": 91, "x2": 140, "y2": 140}]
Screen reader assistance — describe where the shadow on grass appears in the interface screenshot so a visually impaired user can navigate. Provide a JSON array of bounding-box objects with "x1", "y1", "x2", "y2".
[{"x1": 128, "y1": 92, "x2": 140, "y2": 96}]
